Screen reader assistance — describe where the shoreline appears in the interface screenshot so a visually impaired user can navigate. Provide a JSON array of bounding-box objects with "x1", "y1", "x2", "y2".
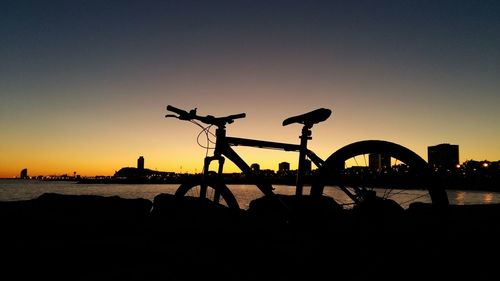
[{"x1": 3, "y1": 177, "x2": 500, "y2": 193}]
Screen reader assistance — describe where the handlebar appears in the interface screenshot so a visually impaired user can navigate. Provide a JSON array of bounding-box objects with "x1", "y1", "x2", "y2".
[
  {"x1": 166, "y1": 105, "x2": 246, "y2": 126},
  {"x1": 166, "y1": 105, "x2": 188, "y2": 116}
]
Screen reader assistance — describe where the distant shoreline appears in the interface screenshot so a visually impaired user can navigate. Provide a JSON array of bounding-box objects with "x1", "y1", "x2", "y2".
[
  {"x1": 70, "y1": 176, "x2": 500, "y2": 193},
  {"x1": 2, "y1": 177, "x2": 499, "y2": 193}
]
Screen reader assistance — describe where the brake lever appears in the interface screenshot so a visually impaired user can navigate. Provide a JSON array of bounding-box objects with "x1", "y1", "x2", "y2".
[{"x1": 165, "y1": 114, "x2": 179, "y2": 118}]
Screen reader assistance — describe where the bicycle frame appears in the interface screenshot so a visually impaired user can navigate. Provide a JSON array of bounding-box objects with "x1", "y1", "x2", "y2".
[
  {"x1": 202, "y1": 125, "x2": 326, "y2": 196},
  {"x1": 167, "y1": 105, "x2": 449, "y2": 208}
]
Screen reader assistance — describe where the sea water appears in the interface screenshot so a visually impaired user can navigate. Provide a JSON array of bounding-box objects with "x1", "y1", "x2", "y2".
[{"x1": 1, "y1": 179, "x2": 499, "y2": 209}]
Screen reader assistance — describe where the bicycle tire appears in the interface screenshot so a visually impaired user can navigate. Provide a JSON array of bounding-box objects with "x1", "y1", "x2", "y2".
[
  {"x1": 175, "y1": 180, "x2": 240, "y2": 209},
  {"x1": 311, "y1": 140, "x2": 449, "y2": 208}
]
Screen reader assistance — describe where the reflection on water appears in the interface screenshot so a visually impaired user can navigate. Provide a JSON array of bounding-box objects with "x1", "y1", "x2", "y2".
[
  {"x1": 447, "y1": 190, "x2": 500, "y2": 206},
  {"x1": 455, "y1": 191, "x2": 466, "y2": 205},
  {"x1": 484, "y1": 193, "x2": 494, "y2": 204},
  {"x1": 2, "y1": 180, "x2": 500, "y2": 209}
]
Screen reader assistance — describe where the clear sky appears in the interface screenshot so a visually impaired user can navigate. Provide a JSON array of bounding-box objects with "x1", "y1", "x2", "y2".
[{"x1": 1, "y1": 0, "x2": 499, "y2": 178}]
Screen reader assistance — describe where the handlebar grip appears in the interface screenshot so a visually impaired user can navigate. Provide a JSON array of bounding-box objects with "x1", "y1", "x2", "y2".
[
  {"x1": 228, "y1": 113, "x2": 246, "y2": 120},
  {"x1": 166, "y1": 105, "x2": 188, "y2": 116}
]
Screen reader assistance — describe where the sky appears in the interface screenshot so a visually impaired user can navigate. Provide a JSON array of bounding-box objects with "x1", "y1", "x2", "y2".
[{"x1": 1, "y1": 0, "x2": 499, "y2": 178}]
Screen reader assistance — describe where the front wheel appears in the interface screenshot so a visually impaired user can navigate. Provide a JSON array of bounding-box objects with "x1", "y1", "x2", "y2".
[
  {"x1": 311, "y1": 140, "x2": 449, "y2": 209},
  {"x1": 175, "y1": 180, "x2": 240, "y2": 210}
]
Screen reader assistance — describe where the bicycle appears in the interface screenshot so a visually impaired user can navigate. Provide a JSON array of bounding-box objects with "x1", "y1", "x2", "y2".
[{"x1": 165, "y1": 105, "x2": 449, "y2": 210}]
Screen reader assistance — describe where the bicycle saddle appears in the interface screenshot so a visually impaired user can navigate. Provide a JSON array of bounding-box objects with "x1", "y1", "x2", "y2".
[{"x1": 282, "y1": 108, "x2": 332, "y2": 126}]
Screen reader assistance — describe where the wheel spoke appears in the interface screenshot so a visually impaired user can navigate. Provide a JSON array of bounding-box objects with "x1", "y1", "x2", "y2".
[
  {"x1": 175, "y1": 181, "x2": 240, "y2": 209},
  {"x1": 398, "y1": 193, "x2": 429, "y2": 206},
  {"x1": 321, "y1": 140, "x2": 449, "y2": 208},
  {"x1": 353, "y1": 156, "x2": 360, "y2": 166}
]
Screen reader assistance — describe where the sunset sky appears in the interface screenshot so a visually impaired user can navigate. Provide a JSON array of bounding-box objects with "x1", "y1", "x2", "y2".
[{"x1": 1, "y1": 0, "x2": 499, "y2": 178}]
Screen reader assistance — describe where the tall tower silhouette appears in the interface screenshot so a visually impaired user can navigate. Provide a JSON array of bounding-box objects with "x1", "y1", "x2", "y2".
[
  {"x1": 369, "y1": 153, "x2": 390, "y2": 172},
  {"x1": 20, "y1": 168, "x2": 28, "y2": 179},
  {"x1": 137, "y1": 156, "x2": 144, "y2": 170}
]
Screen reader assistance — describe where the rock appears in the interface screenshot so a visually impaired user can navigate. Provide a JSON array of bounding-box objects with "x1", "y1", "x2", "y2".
[{"x1": 150, "y1": 193, "x2": 243, "y2": 231}]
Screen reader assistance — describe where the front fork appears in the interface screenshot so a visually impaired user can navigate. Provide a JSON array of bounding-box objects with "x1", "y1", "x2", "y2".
[{"x1": 200, "y1": 155, "x2": 225, "y2": 202}]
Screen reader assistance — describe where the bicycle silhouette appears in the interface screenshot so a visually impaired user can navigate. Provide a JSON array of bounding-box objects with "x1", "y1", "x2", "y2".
[{"x1": 165, "y1": 105, "x2": 449, "y2": 210}]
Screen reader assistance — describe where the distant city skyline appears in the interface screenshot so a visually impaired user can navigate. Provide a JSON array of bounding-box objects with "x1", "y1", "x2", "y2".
[
  {"x1": 8, "y1": 148, "x2": 500, "y2": 179},
  {"x1": 1, "y1": 1, "x2": 499, "y2": 178}
]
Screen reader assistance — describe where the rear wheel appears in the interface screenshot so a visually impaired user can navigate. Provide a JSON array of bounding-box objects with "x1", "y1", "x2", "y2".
[
  {"x1": 312, "y1": 140, "x2": 448, "y2": 209},
  {"x1": 175, "y1": 180, "x2": 240, "y2": 209}
]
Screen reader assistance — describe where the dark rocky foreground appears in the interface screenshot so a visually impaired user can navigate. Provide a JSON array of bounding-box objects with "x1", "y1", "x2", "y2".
[{"x1": 2, "y1": 193, "x2": 500, "y2": 281}]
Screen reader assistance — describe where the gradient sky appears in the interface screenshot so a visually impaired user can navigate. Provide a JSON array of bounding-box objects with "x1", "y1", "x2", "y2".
[{"x1": 1, "y1": 0, "x2": 499, "y2": 178}]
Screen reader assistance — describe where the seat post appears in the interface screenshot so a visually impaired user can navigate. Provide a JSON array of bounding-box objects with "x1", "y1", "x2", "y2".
[{"x1": 296, "y1": 124, "x2": 312, "y2": 196}]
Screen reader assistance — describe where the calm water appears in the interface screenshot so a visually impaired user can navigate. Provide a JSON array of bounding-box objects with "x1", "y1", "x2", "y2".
[{"x1": 1, "y1": 179, "x2": 499, "y2": 209}]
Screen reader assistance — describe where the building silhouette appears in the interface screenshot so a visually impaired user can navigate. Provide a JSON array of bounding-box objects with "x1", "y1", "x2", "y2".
[
  {"x1": 137, "y1": 156, "x2": 144, "y2": 170},
  {"x1": 428, "y1": 143, "x2": 459, "y2": 169},
  {"x1": 114, "y1": 156, "x2": 175, "y2": 180},
  {"x1": 20, "y1": 168, "x2": 28, "y2": 179},
  {"x1": 250, "y1": 163, "x2": 260, "y2": 172},
  {"x1": 278, "y1": 162, "x2": 290, "y2": 172},
  {"x1": 369, "y1": 153, "x2": 391, "y2": 172}
]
